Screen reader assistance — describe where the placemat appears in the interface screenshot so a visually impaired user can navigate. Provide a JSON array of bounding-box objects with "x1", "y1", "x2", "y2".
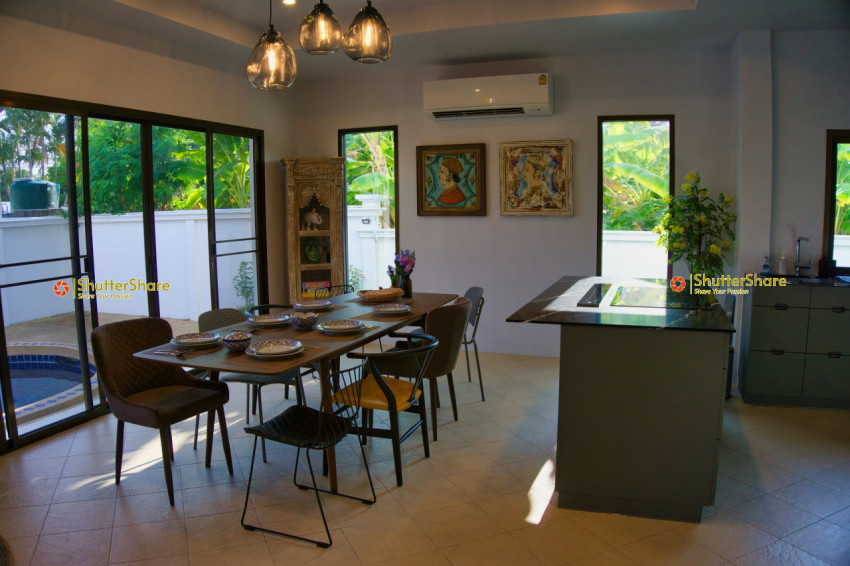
[
  {"x1": 148, "y1": 344, "x2": 222, "y2": 360},
  {"x1": 291, "y1": 325, "x2": 380, "y2": 342},
  {"x1": 219, "y1": 345, "x2": 324, "y2": 371}
]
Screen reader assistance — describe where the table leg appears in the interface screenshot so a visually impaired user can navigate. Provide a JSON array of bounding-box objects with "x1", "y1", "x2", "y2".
[{"x1": 319, "y1": 359, "x2": 338, "y2": 494}]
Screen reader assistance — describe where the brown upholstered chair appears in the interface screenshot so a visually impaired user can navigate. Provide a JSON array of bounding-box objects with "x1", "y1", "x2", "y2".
[
  {"x1": 380, "y1": 297, "x2": 471, "y2": 441},
  {"x1": 343, "y1": 332, "x2": 439, "y2": 486},
  {"x1": 91, "y1": 317, "x2": 233, "y2": 506}
]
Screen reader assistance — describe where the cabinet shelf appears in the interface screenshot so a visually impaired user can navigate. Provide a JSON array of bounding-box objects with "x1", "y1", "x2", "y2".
[
  {"x1": 300, "y1": 264, "x2": 331, "y2": 271},
  {"x1": 299, "y1": 230, "x2": 330, "y2": 237}
]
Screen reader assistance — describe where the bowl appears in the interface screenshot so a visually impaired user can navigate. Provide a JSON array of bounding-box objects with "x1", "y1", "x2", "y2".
[
  {"x1": 222, "y1": 331, "x2": 252, "y2": 353},
  {"x1": 289, "y1": 311, "x2": 318, "y2": 329}
]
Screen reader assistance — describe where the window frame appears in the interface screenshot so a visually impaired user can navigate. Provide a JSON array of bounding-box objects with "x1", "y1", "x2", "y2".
[
  {"x1": 596, "y1": 115, "x2": 675, "y2": 279},
  {"x1": 823, "y1": 129, "x2": 850, "y2": 275}
]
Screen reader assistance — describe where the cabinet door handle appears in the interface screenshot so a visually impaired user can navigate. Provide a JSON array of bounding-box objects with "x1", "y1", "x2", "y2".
[
  {"x1": 774, "y1": 303, "x2": 789, "y2": 310},
  {"x1": 770, "y1": 348, "x2": 785, "y2": 355},
  {"x1": 831, "y1": 306, "x2": 846, "y2": 313},
  {"x1": 828, "y1": 351, "x2": 842, "y2": 358}
]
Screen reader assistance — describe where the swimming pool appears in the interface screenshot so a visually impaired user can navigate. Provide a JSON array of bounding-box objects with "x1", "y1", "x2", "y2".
[{"x1": 9, "y1": 353, "x2": 97, "y2": 408}]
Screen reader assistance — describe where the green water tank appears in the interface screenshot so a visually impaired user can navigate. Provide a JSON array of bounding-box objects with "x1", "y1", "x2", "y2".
[{"x1": 9, "y1": 178, "x2": 59, "y2": 211}]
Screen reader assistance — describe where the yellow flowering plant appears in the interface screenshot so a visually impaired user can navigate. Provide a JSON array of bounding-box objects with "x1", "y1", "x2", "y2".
[{"x1": 655, "y1": 172, "x2": 736, "y2": 279}]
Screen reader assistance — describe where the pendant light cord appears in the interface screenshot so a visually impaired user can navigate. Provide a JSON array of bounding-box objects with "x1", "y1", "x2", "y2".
[{"x1": 268, "y1": 0, "x2": 272, "y2": 28}]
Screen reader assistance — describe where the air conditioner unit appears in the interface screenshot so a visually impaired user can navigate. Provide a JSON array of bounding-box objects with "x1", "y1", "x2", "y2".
[{"x1": 423, "y1": 73, "x2": 553, "y2": 119}]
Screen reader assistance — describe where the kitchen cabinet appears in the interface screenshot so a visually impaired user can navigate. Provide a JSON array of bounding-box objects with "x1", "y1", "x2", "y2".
[
  {"x1": 741, "y1": 282, "x2": 850, "y2": 407},
  {"x1": 281, "y1": 157, "x2": 345, "y2": 304}
]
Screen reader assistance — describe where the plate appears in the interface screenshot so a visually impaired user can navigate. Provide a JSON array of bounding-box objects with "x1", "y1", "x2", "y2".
[
  {"x1": 316, "y1": 319, "x2": 364, "y2": 334},
  {"x1": 293, "y1": 300, "x2": 333, "y2": 311},
  {"x1": 171, "y1": 332, "x2": 221, "y2": 349},
  {"x1": 371, "y1": 303, "x2": 412, "y2": 315},
  {"x1": 247, "y1": 313, "x2": 291, "y2": 327},
  {"x1": 245, "y1": 339, "x2": 303, "y2": 359}
]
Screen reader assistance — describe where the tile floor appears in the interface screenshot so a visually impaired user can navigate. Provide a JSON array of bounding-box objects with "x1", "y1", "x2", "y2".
[{"x1": 1, "y1": 350, "x2": 850, "y2": 565}]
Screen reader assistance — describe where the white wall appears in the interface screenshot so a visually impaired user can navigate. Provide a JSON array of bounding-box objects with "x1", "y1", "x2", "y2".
[
  {"x1": 771, "y1": 31, "x2": 850, "y2": 267},
  {"x1": 292, "y1": 44, "x2": 736, "y2": 356},
  {"x1": 0, "y1": 15, "x2": 298, "y2": 304}
]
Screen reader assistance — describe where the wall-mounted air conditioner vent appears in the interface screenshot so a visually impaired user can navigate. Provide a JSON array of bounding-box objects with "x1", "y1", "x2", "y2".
[{"x1": 424, "y1": 73, "x2": 553, "y2": 120}]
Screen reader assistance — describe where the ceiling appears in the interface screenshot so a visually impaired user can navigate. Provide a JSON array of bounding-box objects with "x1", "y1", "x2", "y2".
[{"x1": 1, "y1": 0, "x2": 848, "y2": 82}]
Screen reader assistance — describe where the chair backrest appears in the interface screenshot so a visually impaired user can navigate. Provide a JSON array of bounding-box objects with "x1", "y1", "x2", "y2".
[
  {"x1": 199, "y1": 308, "x2": 246, "y2": 332},
  {"x1": 314, "y1": 284, "x2": 354, "y2": 300},
  {"x1": 323, "y1": 359, "x2": 369, "y2": 440},
  {"x1": 422, "y1": 296, "x2": 471, "y2": 377},
  {"x1": 349, "y1": 333, "x2": 439, "y2": 403},
  {"x1": 91, "y1": 317, "x2": 194, "y2": 406},
  {"x1": 462, "y1": 286, "x2": 484, "y2": 339}
]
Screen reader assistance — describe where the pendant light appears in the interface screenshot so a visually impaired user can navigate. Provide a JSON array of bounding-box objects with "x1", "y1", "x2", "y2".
[
  {"x1": 246, "y1": 0, "x2": 297, "y2": 90},
  {"x1": 343, "y1": 0, "x2": 392, "y2": 64},
  {"x1": 300, "y1": 0, "x2": 342, "y2": 55}
]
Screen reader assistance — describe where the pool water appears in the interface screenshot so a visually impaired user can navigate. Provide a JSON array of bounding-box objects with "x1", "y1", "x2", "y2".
[{"x1": 8, "y1": 354, "x2": 97, "y2": 408}]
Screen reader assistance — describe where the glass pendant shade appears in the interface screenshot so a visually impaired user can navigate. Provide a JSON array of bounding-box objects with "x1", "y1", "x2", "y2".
[
  {"x1": 343, "y1": 1, "x2": 392, "y2": 64},
  {"x1": 300, "y1": 1, "x2": 342, "y2": 54},
  {"x1": 246, "y1": 25, "x2": 297, "y2": 90}
]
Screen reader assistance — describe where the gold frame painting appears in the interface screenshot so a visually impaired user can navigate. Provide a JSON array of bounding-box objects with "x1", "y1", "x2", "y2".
[
  {"x1": 499, "y1": 140, "x2": 573, "y2": 216},
  {"x1": 416, "y1": 143, "x2": 486, "y2": 216}
]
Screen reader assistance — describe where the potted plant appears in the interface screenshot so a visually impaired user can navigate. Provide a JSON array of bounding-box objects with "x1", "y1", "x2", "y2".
[{"x1": 655, "y1": 172, "x2": 736, "y2": 280}]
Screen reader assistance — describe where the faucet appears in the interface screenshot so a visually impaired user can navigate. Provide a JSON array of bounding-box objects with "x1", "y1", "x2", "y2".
[{"x1": 795, "y1": 236, "x2": 810, "y2": 276}]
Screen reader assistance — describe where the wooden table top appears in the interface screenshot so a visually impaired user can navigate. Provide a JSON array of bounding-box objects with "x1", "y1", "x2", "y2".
[{"x1": 135, "y1": 292, "x2": 458, "y2": 374}]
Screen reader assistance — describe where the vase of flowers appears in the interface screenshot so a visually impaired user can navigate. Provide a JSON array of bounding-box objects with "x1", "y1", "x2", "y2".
[
  {"x1": 655, "y1": 172, "x2": 736, "y2": 281},
  {"x1": 388, "y1": 249, "x2": 416, "y2": 297}
]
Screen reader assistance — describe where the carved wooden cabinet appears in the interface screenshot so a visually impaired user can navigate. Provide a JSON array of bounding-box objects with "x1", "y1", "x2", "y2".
[{"x1": 281, "y1": 157, "x2": 345, "y2": 303}]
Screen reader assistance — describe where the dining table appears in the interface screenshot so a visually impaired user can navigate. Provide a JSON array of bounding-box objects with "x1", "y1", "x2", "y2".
[{"x1": 134, "y1": 291, "x2": 458, "y2": 492}]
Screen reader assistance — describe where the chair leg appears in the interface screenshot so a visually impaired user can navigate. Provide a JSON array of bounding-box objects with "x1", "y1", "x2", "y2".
[
  {"x1": 193, "y1": 414, "x2": 200, "y2": 450},
  {"x1": 418, "y1": 398, "x2": 430, "y2": 459},
  {"x1": 244, "y1": 384, "x2": 251, "y2": 424},
  {"x1": 447, "y1": 372, "x2": 459, "y2": 422},
  {"x1": 389, "y1": 411, "x2": 404, "y2": 486},
  {"x1": 205, "y1": 409, "x2": 215, "y2": 468},
  {"x1": 159, "y1": 426, "x2": 176, "y2": 506},
  {"x1": 284, "y1": 383, "x2": 290, "y2": 400},
  {"x1": 167, "y1": 428, "x2": 175, "y2": 461},
  {"x1": 251, "y1": 384, "x2": 258, "y2": 416},
  {"x1": 465, "y1": 342, "x2": 472, "y2": 382},
  {"x1": 115, "y1": 420, "x2": 125, "y2": 484},
  {"x1": 257, "y1": 386, "x2": 267, "y2": 464},
  {"x1": 429, "y1": 380, "x2": 439, "y2": 442},
  {"x1": 241, "y1": 439, "x2": 333, "y2": 548},
  {"x1": 474, "y1": 340, "x2": 485, "y2": 401},
  {"x1": 217, "y1": 405, "x2": 234, "y2": 475}
]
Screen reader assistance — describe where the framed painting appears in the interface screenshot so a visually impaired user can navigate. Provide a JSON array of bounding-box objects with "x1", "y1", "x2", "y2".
[
  {"x1": 499, "y1": 140, "x2": 573, "y2": 216},
  {"x1": 416, "y1": 143, "x2": 486, "y2": 216}
]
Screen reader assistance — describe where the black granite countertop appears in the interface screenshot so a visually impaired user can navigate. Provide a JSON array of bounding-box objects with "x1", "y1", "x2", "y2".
[{"x1": 506, "y1": 275, "x2": 735, "y2": 332}]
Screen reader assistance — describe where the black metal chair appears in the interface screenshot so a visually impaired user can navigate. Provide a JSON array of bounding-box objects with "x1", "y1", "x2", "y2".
[
  {"x1": 462, "y1": 286, "x2": 485, "y2": 401},
  {"x1": 344, "y1": 332, "x2": 439, "y2": 486},
  {"x1": 314, "y1": 284, "x2": 354, "y2": 299},
  {"x1": 196, "y1": 307, "x2": 304, "y2": 463},
  {"x1": 240, "y1": 359, "x2": 376, "y2": 548}
]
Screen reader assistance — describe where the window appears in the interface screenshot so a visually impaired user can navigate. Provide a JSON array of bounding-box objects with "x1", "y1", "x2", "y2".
[
  {"x1": 824, "y1": 130, "x2": 850, "y2": 274},
  {"x1": 338, "y1": 127, "x2": 399, "y2": 290},
  {"x1": 598, "y1": 116, "x2": 674, "y2": 278}
]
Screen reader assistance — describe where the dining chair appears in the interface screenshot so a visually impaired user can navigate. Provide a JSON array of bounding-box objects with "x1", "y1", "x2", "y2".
[
  {"x1": 314, "y1": 284, "x2": 353, "y2": 299},
  {"x1": 90, "y1": 317, "x2": 233, "y2": 506},
  {"x1": 380, "y1": 297, "x2": 471, "y2": 441},
  {"x1": 240, "y1": 359, "x2": 376, "y2": 548},
  {"x1": 462, "y1": 286, "x2": 485, "y2": 401},
  {"x1": 198, "y1": 307, "x2": 304, "y2": 463},
  {"x1": 343, "y1": 332, "x2": 439, "y2": 486}
]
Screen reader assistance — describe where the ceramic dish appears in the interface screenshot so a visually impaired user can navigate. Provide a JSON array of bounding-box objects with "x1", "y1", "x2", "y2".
[
  {"x1": 247, "y1": 313, "x2": 291, "y2": 327},
  {"x1": 245, "y1": 339, "x2": 303, "y2": 359},
  {"x1": 371, "y1": 303, "x2": 412, "y2": 315},
  {"x1": 293, "y1": 300, "x2": 333, "y2": 311},
  {"x1": 316, "y1": 319, "x2": 364, "y2": 334},
  {"x1": 289, "y1": 312, "x2": 318, "y2": 329},
  {"x1": 222, "y1": 332, "x2": 252, "y2": 353},
  {"x1": 171, "y1": 332, "x2": 221, "y2": 349}
]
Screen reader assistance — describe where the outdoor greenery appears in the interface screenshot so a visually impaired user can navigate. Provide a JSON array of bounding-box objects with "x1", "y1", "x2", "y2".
[
  {"x1": 343, "y1": 130, "x2": 395, "y2": 227},
  {"x1": 655, "y1": 172, "x2": 736, "y2": 278},
  {"x1": 602, "y1": 120, "x2": 670, "y2": 231},
  {"x1": 0, "y1": 108, "x2": 253, "y2": 215},
  {"x1": 348, "y1": 265, "x2": 365, "y2": 292},
  {"x1": 232, "y1": 260, "x2": 255, "y2": 314},
  {"x1": 835, "y1": 142, "x2": 850, "y2": 235}
]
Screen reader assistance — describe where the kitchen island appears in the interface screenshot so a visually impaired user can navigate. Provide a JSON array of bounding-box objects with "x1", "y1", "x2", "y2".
[{"x1": 507, "y1": 276, "x2": 734, "y2": 522}]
